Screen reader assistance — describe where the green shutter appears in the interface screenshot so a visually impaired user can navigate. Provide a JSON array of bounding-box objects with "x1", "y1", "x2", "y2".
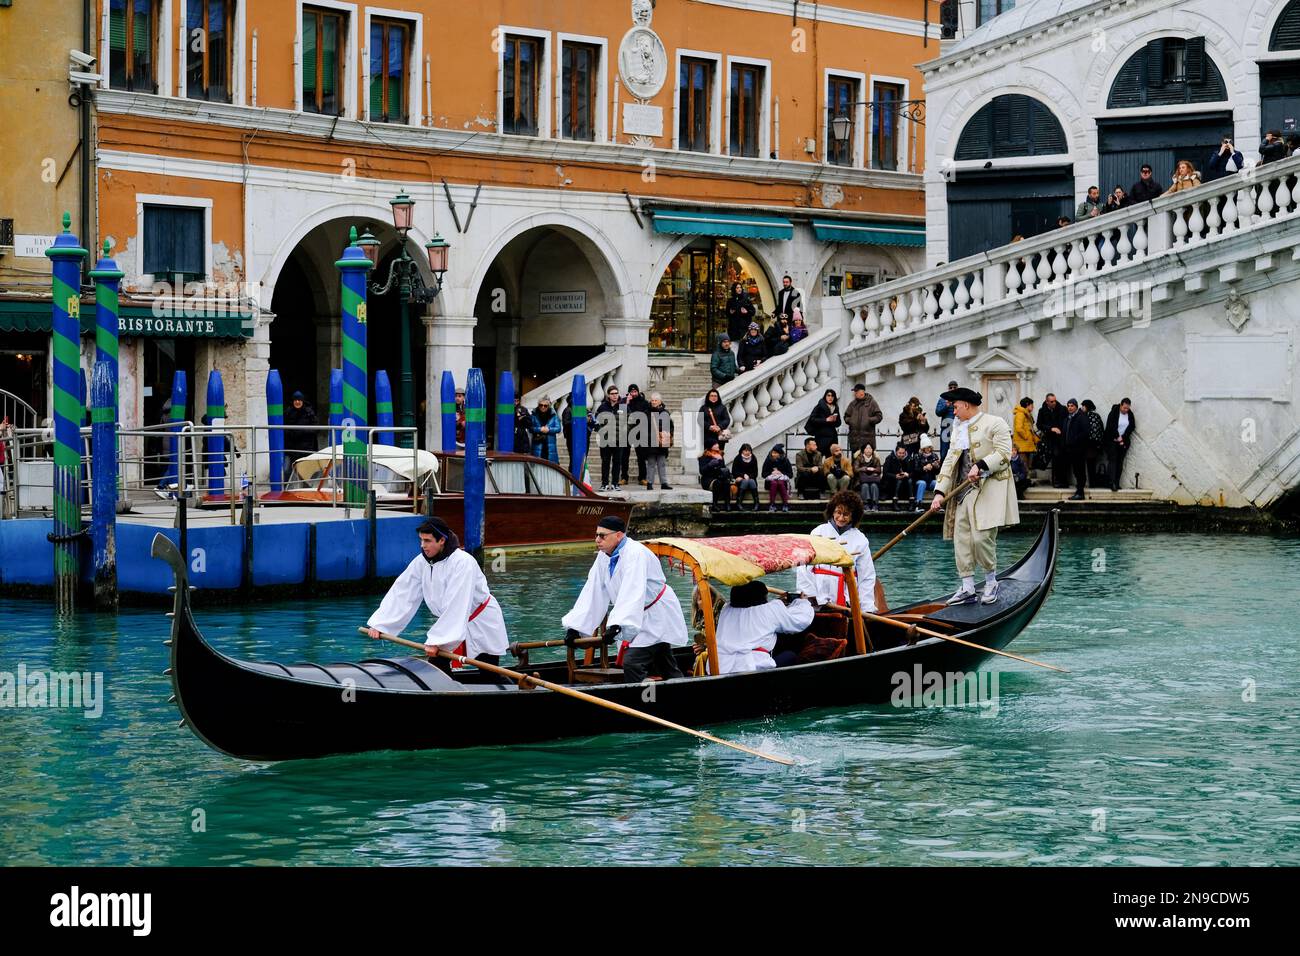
[
  {"x1": 302, "y1": 15, "x2": 317, "y2": 93},
  {"x1": 322, "y1": 17, "x2": 337, "y2": 95},
  {"x1": 133, "y1": 1, "x2": 150, "y2": 54},
  {"x1": 110, "y1": 6, "x2": 126, "y2": 51}
]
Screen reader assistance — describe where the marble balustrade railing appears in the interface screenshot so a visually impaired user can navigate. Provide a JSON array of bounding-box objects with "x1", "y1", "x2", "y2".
[
  {"x1": 521, "y1": 350, "x2": 623, "y2": 421},
  {"x1": 845, "y1": 154, "x2": 1300, "y2": 345}
]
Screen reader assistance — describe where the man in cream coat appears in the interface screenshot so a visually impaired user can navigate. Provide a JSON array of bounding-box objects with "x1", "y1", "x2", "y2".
[
  {"x1": 928, "y1": 387, "x2": 1019, "y2": 605},
  {"x1": 562, "y1": 516, "x2": 688, "y2": 682}
]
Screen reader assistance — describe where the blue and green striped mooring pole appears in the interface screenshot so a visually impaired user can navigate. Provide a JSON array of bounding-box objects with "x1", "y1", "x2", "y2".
[
  {"x1": 440, "y1": 370, "x2": 457, "y2": 452},
  {"x1": 464, "y1": 368, "x2": 487, "y2": 559},
  {"x1": 266, "y1": 369, "x2": 285, "y2": 491},
  {"x1": 336, "y1": 227, "x2": 372, "y2": 505},
  {"x1": 205, "y1": 370, "x2": 226, "y2": 496},
  {"x1": 375, "y1": 370, "x2": 395, "y2": 446},
  {"x1": 569, "y1": 374, "x2": 589, "y2": 489},
  {"x1": 496, "y1": 370, "x2": 515, "y2": 453},
  {"x1": 88, "y1": 240, "x2": 123, "y2": 609},
  {"x1": 45, "y1": 213, "x2": 88, "y2": 614}
]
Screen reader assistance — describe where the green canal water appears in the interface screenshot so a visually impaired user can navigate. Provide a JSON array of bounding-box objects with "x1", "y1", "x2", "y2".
[{"x1": 1, "y1": 530, "x2": 1298, "y2": 866}]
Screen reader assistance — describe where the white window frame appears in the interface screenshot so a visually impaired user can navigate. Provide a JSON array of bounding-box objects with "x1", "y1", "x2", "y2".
[
  {"x1": 361, "y1": 8, "x2": 424, "y2": 126},
  {"x1": 868, "y1": 73, "x2": 911, "y2": 173},
  {"x1": 176, "y1": 0, "x2": 248, "y2": 105},
  {"x1": 555, "y1": 33, "x2": 608, "y2": 143},
  {"x1": 295, "y1": 0, "x2": 359, "y2": 119},
  {"x1": 725, "y1": 55, "x2": 772, "y2": 159},
  {"x1": 824, "y1": 68, "x2": 866, "y2": 167},
  {"x1": 672, "y1": 48, "x2": 722, "y2": 154},
  {"x1": 99, "y1": 0, "x2": 175, "y2": 95},
  {"x1": 135, "y1": 194, "x2": 215, "y2": 287},
  {"x1": 497, "y1": 25, "x2": 551, "y2": 138}
]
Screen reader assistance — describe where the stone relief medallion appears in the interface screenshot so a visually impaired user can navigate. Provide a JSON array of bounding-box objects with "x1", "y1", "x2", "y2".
[
  {"x1": 631, "y1": 0, "x2": 654, "y2": 27},
  {"x1": 619, "y1": 27, "x2": 667, "y2": 100},
  {"x1": 1225, "y1": 289, "x2": 1251, "y2": 331}
]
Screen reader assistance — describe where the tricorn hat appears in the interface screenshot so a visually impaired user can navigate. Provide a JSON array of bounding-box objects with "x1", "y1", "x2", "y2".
[{"x1": 940, "y1": 386, "x2": 982, "y2": 405}]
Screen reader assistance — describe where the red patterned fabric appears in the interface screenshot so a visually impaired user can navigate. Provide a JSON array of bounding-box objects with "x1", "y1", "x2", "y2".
[{"x1": 698, "y1": 535, "x2": 816, "y2": 573}]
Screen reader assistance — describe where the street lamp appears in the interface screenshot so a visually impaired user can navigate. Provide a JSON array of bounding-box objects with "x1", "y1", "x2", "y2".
[
  {"x1": 831, "y1": 113, "x2": 853, "y2": 144},
  {"x1": 365, "y1": 193, "x2": 451, "y2": 449}
]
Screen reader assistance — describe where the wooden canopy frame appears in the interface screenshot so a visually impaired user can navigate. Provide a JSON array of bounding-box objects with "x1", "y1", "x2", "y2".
[{"x1": 646, "y1": 541, "x2": 868, "y2": 676}]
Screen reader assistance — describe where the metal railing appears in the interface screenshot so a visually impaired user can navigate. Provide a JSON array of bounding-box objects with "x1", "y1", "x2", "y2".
[{"x1": 1, "y1": 422, "x2": 424, "y2": 522}]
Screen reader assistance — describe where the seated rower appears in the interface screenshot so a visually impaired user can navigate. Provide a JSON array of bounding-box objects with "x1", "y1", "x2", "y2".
[
  {"x1": 365, "y1": 517, "x2": 509, "y2": 675},
  {"x1": 716, "y1": 581, "x2": 815, "y2": 674},
  {"x1": 561, "y1": 516, "x2": 688, "y2": 683},
  {"x1": 795, "y1": 490, "x2": 878, "y2": 614}
]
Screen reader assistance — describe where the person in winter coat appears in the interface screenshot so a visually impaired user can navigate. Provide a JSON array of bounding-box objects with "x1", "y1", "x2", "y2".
[
  {"x1": 789, "y1": 311, "x2": 809, "y2": 345},
  {"x1": 845, "y1": 383, "x2": 883, "y2": 455},
  {"x1": 726, "y1": 282, "x2": 757, "y2": 344},
  {"x1": 806, "y1": 388, "x2": 842, "y2": 456},
  {"x1": 1036, "y1": 392, "x2": 1069, "y2": 488},
  {"x1": 1103, "y1": 185, "x2": 1127, "y2": 213},
  {"x1": 910, "y1": 435, "x2": 942, "y2": 511},
  {"x1": 698, "y1": 441, "x2": 732, "y2": 510},
  {"x1": 881, "y1": 444, "x2": 914, "y2": 510},
  {"x1": 1165, "y1": 159, "x2": 1203, "y2": 194},
  {"x1": 625, "y1": 384, "x2": 652, "y2": 486},
  {"x1": 736, "y1": 322, "x2": 767, "y2": 372},
  {"x1": 794, "y1": 437, "x2": 826, "y2": 500},
  {"x1": 853, "y1": 443, "x2": 883, "y2": 511},
  {"x1": 898, "y1": 398, "x2": 928, "y2": 456},
  {"x1": 1013, "y1": 397, "x2": 1039, "y2": 473},
  {"x1": 764, "y1": 316, "x2": 793, "y2": 358},
  {"x1": 711, "y1": 334, "x2": 738, "y2": 385},
  {"x1": 1128, "y1": 163, "x2": 1162, "y2": 204},
  {"x1": 1104, "y1": 398, "x2": 1136, "y2": 492},
  {"x1": 1081, "y1": 399, "x2": 1107, "y2": 487},
  {"x1": 1204, "y1": 137, "x2": 1243, "y2": 183},
  {"x1": 1260, "y1": 130, "x2": 1288, "y2": 165},
  {"x1": 762, "y1": 443, "x2": 794, "y2": 512},
  {"x1": 822, "y1": 443, "x2": 854, "y2": 494},
  {"x1": 731, "y1": 443, "x2": 761, "y2": 510},
  {"x1": 530, "y1": 399, "x2": 561, "y2": 463},
  {"x1": 1061, "y1": 398, "x2": 1091, "y2": 500},
  {"x1": 699, "y1": 388, "x2": 732, "y2": 453},
  {"x1": 594, "y1": 385, "x2": 628, "y2": 491},
  {"x1": 644, "y1": 392, "x2": 673, "y2": 491},
  {"x1": 514, "y1": 397, "x2": 533, "y2": 453},
  {"x1": 283, "y1": 391, "x2": 319, "y2": 466},
  {"x1": 934, "y1": 379, "x2": 958, "y2": 461}
]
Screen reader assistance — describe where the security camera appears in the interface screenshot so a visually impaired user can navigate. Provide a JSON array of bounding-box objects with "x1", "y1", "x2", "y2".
[{"x1": 69, "y1": 49, "x2": 97, "y2": 68}]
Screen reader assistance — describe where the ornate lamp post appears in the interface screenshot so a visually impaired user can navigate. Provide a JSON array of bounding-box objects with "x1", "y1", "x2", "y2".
[{"x1": 363, "y1": 192, "x2": 450, "y2": 448}]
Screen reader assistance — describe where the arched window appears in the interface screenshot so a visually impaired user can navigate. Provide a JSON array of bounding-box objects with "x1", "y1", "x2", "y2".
[
  {"x1": 954, "y1": 95, "x2": 1067, "y2": 160},
  {"x1": 1107, "y1": 37, "x2": 1226, "y2": 108},
  {"x1": 1271, "y1": 0, "x2": 1300, "y2": 50}
]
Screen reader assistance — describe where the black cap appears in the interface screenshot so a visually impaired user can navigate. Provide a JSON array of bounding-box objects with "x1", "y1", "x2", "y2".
[
  {"x1": 418, "y1": 516, "x2": 453, "y2": 540},
  {"x1": 597, "y1": 515, "x2": 626, "y2": 533},
  {"x1": 853, "y1": 383, "x2": 866, "y2": 392},
  {"x1": 940, "y1": 387, "x2": 982, "y2": 405},
  {"x1": 729, "y1": 580, "x2": 769, "y2": 609},
  {"x1": 948, "y1": 379, "x2": 959, "y2": 388}
]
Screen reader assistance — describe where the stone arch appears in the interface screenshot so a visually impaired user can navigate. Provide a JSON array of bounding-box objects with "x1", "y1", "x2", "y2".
[
  {"x1": 646, "y1": 232, "x2": 785, "y2": 310},
  {"x1": 934, "y1": 75, "x2": 1085, "y2": 166},
  {"x1": 1089, "y1": 24, "x2": 1244, "y2": 116},
  {"x1": 259, "y1": 200, "x2": 437, "y2": 309},
  {"x1": 467, "y1": 211, "x2": 634, "y2": 321},
  {"x1": 1244, "y1": 0, "x2": 1297, "y2": 58}
]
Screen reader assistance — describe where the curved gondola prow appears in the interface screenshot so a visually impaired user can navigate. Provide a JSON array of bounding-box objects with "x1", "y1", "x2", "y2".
[{"x1": 151, "y1": 532, "x2": 231, "y2": 758}]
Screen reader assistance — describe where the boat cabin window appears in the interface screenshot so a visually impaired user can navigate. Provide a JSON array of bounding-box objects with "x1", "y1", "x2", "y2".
[
  {"x1": 440, "y1": 455, "x2": 464, "y2": 492},
  {"x1": 486, "y1": 459, "x2": 528, "y2": 494},
  {"x1": 527, "y1": 459, "x2": 578, "y2": 496}
]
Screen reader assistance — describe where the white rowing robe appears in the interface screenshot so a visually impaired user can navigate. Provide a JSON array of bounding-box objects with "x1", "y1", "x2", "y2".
[
  {"x1": 367, "y1": 549, "x2": 509, "y2": 657},
  {"x1": 562, "y1": 538, "x2": 689, "y2": 648},
  {"x1": 716, "y1": 598, "x2": 816, "y2": 674},
  {"x1": 795, "y1": 522, "x2": 878, "y2": 613}
]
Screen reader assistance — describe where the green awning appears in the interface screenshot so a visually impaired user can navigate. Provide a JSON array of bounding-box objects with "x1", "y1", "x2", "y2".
[
  {"x1": 0, "y1": 300, "x2": 256, "y2": 338},
  {"x1": 653, "y1": 208, "x2": 794, "y2": 241},
  {"x1": 812, "y1": 219, "x2": 925, "y2": 247}
]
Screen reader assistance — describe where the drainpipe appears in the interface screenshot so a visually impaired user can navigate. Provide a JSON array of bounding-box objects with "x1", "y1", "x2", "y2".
[{"x1": 81, "y1": 0, "x2": 92, "y2": 282}]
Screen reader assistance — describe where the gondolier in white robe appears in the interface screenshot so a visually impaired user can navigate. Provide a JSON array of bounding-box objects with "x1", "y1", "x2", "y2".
[
  {"x1": 365, "y1": 517, "x2": 509, "y2": 672},
  {"x1": 562, "y1": 515, "x2": 688, "y2": 683},
  {"x1": 929, "y1": 386, "x2": 1019, "y2": 606},
  {"x1": 716, "y1": 581, "x2": 816, "y2": 674},
  {"x1": 795, "y1": 489, "x2": 878, "y2": 613}
]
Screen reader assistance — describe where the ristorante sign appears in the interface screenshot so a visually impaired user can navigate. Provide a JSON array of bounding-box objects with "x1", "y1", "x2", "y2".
[{"x1": 118, "y1": 312, "x2": 250, "y2": 338}]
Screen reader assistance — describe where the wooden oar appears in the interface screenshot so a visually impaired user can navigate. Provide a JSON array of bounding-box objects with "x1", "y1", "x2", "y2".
[
  {"x1": 871, "y1": 475, "x2": 976, "y2": 561},
  {"x1": 762, "y1": 587, "x2": 1066, "y2": 673},
  {"x1": 508, "y1": 636, "x2": 605, "y2": 653},
  {"x1": 357, "y1": 627, "x2": 795, "y2": 766}
]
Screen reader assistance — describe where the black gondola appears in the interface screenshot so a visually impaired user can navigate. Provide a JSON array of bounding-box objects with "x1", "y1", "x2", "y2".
[{"x1": 154, "y1": 512, "x2": 1058, "y2": 762}]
